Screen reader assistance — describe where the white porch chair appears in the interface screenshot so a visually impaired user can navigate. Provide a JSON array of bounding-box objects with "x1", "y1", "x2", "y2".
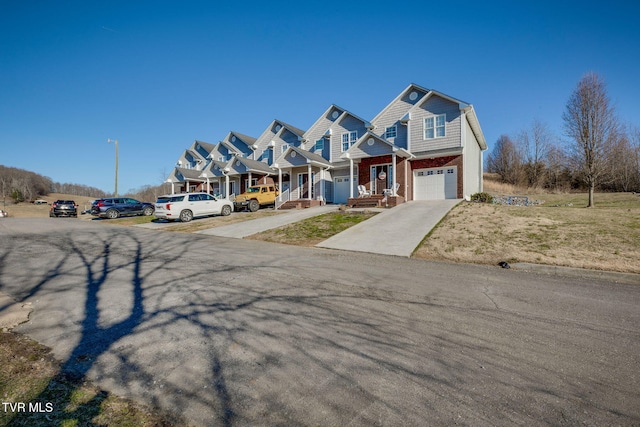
[
  {"x1": 383, "y1": 182, "x2": 400, "y2": 197},
  {"x1": 357, "y1": 185, "x2": 371, "y2": 198}
]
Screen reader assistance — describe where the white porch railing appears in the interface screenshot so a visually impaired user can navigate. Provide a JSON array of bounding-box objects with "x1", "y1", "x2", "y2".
[{"x1": 275, "y1": 188, "x2": 290, "y2": 210}]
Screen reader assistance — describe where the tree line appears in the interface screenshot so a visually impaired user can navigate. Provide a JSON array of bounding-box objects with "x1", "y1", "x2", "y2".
[
  {"x1": 486, "y1": 73, "x2": 640, "y2": 205},
  {"x1": 0, "y1": 165, "x2": 109, "y2": 202}
]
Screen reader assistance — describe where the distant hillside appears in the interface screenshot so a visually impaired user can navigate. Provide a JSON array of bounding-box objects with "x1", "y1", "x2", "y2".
[{"x1": 0, "y1": 164, "x2": 109, "y2": 202}]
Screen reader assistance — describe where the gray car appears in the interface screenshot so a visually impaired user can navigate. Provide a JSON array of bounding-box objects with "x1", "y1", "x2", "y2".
[
  {"x1": 49, "y1": 200, "x2": 77, "y2": 217},
  {"x1": 91, "y1": 197, "x2": 155, "y2": 219}
]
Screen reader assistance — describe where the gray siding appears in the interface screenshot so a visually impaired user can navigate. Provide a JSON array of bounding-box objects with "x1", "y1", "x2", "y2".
[
  {"x1": 193, "y1": 143, "x2": 210, "y2": 159},
  {"x1": 252, "y1": 123, "x2": 279, "y2": 163},
  {"x1": 372, "y1": 88, "x2": 428, "y2": 149},
  {"x1": 462, "y1": 115, "x2": 483, "y2": 197},
  {"x1": 331, "y1": 116, "x2": 368, "y2": 162},
  {"x1": 409, "y1": 96, "x2": 461, "y2": 153},
  {"x1": 304, "y1": 106, "x2": 343, "y2": 148},
  {"x1": 271, "y1": 129, "x2": 301, "y2": 162},
  {"x1": 349, "y1": 138, "x2": 392, "y2": 159},
  {"x1": 278, "y1": 151, "x2": 308, "y2": 168}
]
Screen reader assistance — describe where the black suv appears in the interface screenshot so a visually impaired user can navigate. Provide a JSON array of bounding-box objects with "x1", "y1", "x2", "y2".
[
  {"x1": 90, "y1": 197, "x2": 155, "y2": 219},
  {"x1": 50, "y1": 200, "x2": 77, "y2": 217}
]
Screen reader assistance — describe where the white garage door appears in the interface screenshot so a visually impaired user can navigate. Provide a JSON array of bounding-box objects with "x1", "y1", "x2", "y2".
[
  {"x1": 333, "y1": 176, "x2": 356, "y2": 204},
  {"x1": 414, "y1": 166, "x2": 457, "y2": 200}
]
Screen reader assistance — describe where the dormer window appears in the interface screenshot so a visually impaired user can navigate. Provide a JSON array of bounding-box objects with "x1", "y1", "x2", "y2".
[{"x1": 314, "y1": 139, "x2": 324, "y2": 151}]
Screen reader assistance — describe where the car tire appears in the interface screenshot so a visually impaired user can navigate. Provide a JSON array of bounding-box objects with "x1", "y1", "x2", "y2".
[
  {"x1": 106, "y1": 209, "x2": 119, "y2": 219},
  {"x1": 221, "y1": 205, "x2": 231, "y2": 216},
  {"x1": 248, "y1": 199, "x2": 259, "y2": 212},
  {"x1": 143, "y1": 206, "x2": 154, "y2": 216},
  {"x1": 179, "y1": 209, "x2": 193, "y2": 222}
]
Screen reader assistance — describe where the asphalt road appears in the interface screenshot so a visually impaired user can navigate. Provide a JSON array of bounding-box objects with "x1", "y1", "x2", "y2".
[{"x1": 1, "y1": 218, "x2": 639, "y2": 426}]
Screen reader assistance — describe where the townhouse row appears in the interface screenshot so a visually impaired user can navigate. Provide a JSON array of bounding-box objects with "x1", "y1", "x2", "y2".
[{"x1": 166, "y1": 83, "x2": 487, "y2": 208}]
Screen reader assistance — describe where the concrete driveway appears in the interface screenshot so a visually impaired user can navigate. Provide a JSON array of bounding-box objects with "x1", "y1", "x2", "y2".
[
  {"x1": 1, "y1": 219, "x2": 639, "y2": 426},
  {"x1": 317, "y1": 199, "x2": 461, "y2": 257}
]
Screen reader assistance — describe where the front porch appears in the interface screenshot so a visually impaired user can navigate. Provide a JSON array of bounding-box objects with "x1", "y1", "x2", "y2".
[{"x1": 347, "y1": 195, "x2": 405, "y2": 208}]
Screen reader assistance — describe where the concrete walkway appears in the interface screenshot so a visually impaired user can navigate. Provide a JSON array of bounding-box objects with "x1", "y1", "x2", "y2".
[
  {"x1": 196, "y1": 204, "x2": 338, "y2": 238},
  {"x1": 316, "y1": 199, "x2": 461, "y2": 257}
]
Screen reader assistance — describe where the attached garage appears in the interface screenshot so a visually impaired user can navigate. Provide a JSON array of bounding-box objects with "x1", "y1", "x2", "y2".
[
  {"x1": 332, "y1": 176, "x2": 356, "y2": 204},
  {"x1": 413, "y1": 166, "x2": 457, "y2": 200}
]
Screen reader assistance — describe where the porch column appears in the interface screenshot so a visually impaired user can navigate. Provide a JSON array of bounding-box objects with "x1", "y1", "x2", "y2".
[
  {"x1": 307, "y1": 163, "x2": 312, "y2": 200},
  {"x1": 225, "y1": 175, "x2": 230, "y2": 198},
  {"x1": 349, "y1": 157, "x2": 354, "y2": 198},
  {"x1": 321, "y1": 168, "x2": 325, "y2": 204},
  {"x1": 275, "y1": 165, "x2": 282, "y2": 210},
  {"x1": 186, "y1": 180, "x2": 190, "y2": 193},
  {"x1": 206, "y1": 177, "x2": 210, "y2": 194},
  {"x1": 392, "y1": 152, "x2": 397, "y2": 196},
  {"x1": 248, "y1": 172, "x2": 252, "y2": 187},
  {"x1": 170, "y1": 181, "x2": 175, "y2": 194}
]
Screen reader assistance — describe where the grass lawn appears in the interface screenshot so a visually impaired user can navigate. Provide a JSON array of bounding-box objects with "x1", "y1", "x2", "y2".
[
  {"x1": 414, "y1": 191, "x2": 640, "y2": 274},
  {"x1": 247, "y1": 210, "x2": 378, "y2": 246}
]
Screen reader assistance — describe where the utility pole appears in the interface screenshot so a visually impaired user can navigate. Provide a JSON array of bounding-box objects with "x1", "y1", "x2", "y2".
[{"x1": 108, "y1": 138, "x2": 119, "y2": 196}]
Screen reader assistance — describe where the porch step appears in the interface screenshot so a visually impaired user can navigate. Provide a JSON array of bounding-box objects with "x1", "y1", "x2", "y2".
[
  {"x1": 279, "y1": 200, "x2": 323, "y2": 210},
  {"x1": 347, "y1": 195, "x2": 405, "y2": 208}
]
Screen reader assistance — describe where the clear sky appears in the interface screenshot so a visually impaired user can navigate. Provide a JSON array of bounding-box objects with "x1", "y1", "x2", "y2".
[{"x1": 1, "y1": 0, "x2": 639, "y2": 194}]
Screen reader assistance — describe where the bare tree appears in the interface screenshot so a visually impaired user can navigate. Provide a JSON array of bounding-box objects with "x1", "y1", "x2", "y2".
[
  {"x1": 607, "y1": 125, "x2": 640, "y2": 192},
  {"x1": 562, "y1": 72, "x2": 618, "y2": 207},
  {"x1": 518, "y1": 119, "x2": 553, "y2": 188},
  {"x1": 487, "y1": 134, "x2": 523, "y2": 185}
]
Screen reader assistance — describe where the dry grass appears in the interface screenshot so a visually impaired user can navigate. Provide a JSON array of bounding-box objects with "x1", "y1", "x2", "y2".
[
  {"x1": 415, "y1": 186, "x2": 640, "y2": 274},
  {"x1": 0, "y1": 332, "x2": 178, "y2": 426},
  {"x1": 0, "y1": 193, "x2": 96, "y2": 219}
]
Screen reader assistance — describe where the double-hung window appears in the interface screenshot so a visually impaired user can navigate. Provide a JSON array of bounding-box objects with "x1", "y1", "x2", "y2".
[
  {"x1": 315, "y1": 139, "x2": 324, "y2": 151},
  {"x1": 341, "y1": 131, "x2": 357, "y2": 152},
  {"x1": 424, "y1": 114, "x2": 446, "y2": 139},
  {"x1": 385, "y1": 126, "x2": 397, "y2": 139},
  {"x1": 281, "y1": 143, "x2": 289, "y2": 154}
]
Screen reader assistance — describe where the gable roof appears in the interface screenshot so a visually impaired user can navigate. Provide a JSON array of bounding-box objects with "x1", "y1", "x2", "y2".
[
  {"x1": 408, "y1": 90, "x2": 487, "y2": 150},
  {"x1": 275, "y1": 120, "x2": 306, "y2": 138},
  {"x1": 193, "y1": 140, "x2": 216, "y2": 154},
  {"x1": 229, "y1": 131, "x2": 257, "y2": 146},
  {"x1": 341, "y1": 131, "x2": 413, "y2": 160},
  {"x1": 274, "y1": 145, "x2": 331, "y2": 168},
  {"x1": 232, "y1": 155, "x2": 274, "y2": 174},
  {"x1": 200, "y1": 160, "x2": 229, "y2": 178},
  {"x1": 461, "y1": 105, "x2": 487, "y2": 150},
  {"x1": 168, "y1": 166, "x2": 207, "y2": 183},
  {"x1": 335, "y1": 110, "x2": 372, "y2": 130},
  {"x1": 371, "y1": 83, "x2": 431, "y2": 125}
]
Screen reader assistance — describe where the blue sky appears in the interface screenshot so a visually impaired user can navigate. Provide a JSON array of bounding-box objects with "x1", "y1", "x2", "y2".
[{"x1": 1, "y1": 0, "x2": 639, "y2": 194}]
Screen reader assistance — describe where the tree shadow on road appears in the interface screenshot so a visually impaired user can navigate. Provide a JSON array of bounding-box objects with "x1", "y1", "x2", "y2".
[{"x1": 1, "y1": 225, "x2": 639, "y2": 426}]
